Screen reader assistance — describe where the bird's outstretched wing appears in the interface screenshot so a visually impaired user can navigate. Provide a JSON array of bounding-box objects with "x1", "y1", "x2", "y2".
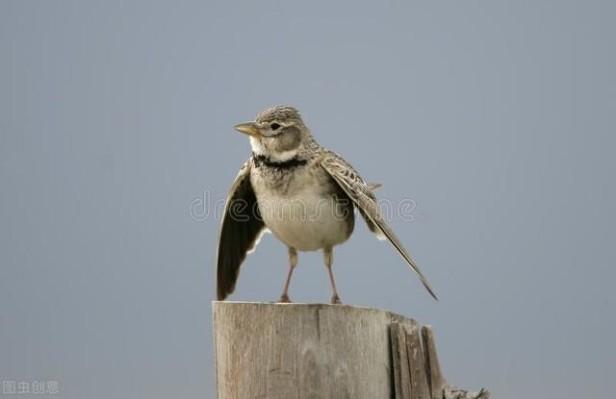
[
  {"x1": 216, "y1": 160, "x2": 266, "y2": 300},
  {"x1": 320, "y1": 152, "x2": 438, "y2": 300}
]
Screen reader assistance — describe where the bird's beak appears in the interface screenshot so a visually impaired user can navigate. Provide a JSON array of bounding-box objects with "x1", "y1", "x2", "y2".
[{"x1": 234, "y1": 122, "x2": 261, "y2": 138}]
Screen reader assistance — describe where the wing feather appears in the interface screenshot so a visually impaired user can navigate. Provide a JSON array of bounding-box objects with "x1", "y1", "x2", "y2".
[
  {"x1": 320, "y1": 152, "x2": 438, "y2": 300},
  {"x1": 216, "y1": 160, "x2": 266, "y2": 300}
]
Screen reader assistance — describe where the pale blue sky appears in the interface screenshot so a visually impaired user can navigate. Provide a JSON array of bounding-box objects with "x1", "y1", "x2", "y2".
[{"x1": 1, "y1": 1, "x2": 615, "y2": 398}]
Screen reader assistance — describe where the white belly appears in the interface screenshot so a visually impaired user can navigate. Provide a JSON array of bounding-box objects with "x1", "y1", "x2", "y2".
[{"x1": 258, "y1": 189, "x2": 353, "y2": 251}]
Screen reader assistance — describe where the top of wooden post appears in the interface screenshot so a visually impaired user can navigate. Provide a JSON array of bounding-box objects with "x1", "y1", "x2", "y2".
[{"x1": 212, "y1": 301, "x2": 488, "y2": 399}]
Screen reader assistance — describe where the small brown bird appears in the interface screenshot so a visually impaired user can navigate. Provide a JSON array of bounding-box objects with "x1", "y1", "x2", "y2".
[{"x1": 216, "y1": 105, "x2": 437, "y2": 304}]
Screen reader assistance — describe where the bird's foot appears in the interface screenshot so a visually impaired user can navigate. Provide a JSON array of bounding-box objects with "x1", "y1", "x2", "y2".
[
  {"x1": 330, "y1": 294, "x2": 342, "y2": 305},
  {"x1": 277, "y1": 294, "x2": 292, "y2": 303}
]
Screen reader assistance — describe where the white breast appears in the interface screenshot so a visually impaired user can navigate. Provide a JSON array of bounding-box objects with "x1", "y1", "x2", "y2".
[{"x1": 251, "y1": 166, "x2": 353, "y2": 251}]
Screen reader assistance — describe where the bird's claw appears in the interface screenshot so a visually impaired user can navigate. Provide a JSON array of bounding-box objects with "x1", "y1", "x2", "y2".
[{"x1": 277, "y1": 294, "x2": 292, "y2": 303}]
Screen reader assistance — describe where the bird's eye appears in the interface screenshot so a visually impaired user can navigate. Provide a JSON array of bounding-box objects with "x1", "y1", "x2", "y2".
[{"x1": 270, "y1": 123, "x2": 281, "y2": 131}]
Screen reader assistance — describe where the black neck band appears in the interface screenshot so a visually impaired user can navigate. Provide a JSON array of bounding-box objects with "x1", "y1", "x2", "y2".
[{"x1": 252, "y1": 153, "x2": 307, "y2": 170}]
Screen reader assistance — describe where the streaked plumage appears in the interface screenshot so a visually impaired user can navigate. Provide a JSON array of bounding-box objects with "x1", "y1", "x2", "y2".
[{"x1": 216, "y1": 105, "x2": 437, "y2": 303}]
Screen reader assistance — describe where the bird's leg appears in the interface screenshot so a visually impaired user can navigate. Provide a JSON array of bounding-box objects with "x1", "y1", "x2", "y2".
[
  {"x1": 323, "y1": 247, "x2": 342, "y2": 304},
  {"x1": 278, "y1": 247, "x2": 297, "y2": 303}
]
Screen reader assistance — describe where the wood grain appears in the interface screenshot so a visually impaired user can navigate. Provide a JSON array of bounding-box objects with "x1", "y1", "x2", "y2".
[{"x1": 213, "y1": 301, "x2": 488, "y2": 399}]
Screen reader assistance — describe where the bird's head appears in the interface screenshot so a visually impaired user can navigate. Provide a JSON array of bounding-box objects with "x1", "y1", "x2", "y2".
[{"x1": 234, "y1": 105, "x2": 310, "y2": 162}]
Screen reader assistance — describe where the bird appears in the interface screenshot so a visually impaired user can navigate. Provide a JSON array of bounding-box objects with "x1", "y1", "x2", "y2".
[{"x1": 216, "y1": 105, "x2": 437, "y2": 304}]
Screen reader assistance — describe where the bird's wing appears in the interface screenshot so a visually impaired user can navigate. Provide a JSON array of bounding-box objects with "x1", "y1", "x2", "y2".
[
  {"x1": 216, "y1": 160, "x2": 266, "y2": 300},
  {"x1": 366, "y1": 182, "x2": 383, "y2": 191},
  {"x1": 320, "y1": 151, "x2": 438, "y2": 300}
]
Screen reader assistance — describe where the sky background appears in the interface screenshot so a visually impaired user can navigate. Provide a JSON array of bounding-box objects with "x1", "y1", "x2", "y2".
[{"x1": 1, "y1": 1, "x2": 615, "y2": 398}]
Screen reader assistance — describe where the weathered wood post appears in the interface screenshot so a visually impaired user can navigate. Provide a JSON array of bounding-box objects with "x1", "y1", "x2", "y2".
[{"x1": 213, "y1": 302, "x2": 488, "y2": 399}]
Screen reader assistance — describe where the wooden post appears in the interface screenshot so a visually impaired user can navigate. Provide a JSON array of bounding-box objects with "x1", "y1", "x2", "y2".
[{"x1": 213, "y1": 302, "x2": 489, "y2": 399}]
